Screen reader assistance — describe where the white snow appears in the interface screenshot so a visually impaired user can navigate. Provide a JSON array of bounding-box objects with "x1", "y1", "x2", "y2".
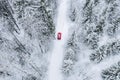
[{"x1": 48, "y1": 0, "x2": 70, "y2": 80}]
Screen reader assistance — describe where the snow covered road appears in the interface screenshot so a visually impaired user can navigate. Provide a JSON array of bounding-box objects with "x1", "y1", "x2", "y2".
[{"x1": 48, "y1": 0, "x2": 70, "y2": 80}]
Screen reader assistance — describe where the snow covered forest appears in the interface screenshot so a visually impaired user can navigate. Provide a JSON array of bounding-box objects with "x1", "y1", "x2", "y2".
[{"x1": 0, "y1": 0, "x2": 120, "y2": 80}]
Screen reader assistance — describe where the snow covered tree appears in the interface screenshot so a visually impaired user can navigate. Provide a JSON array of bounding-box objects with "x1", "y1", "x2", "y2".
[
  {"x1": 0, "y1": 0, "x2": 56, "y2": 80},
  {"x1": 62, "y1": 32, "x2": 79, "y2": 76},
  {"x1": 90, "y1": 40, "x2": 120, "y2": 63},
  {"x1": 102, "y1": 62, "x2": 120, "y2": 80},
  {"x1": 64, "y1": 0, "x2": 120, "y2": 80}
]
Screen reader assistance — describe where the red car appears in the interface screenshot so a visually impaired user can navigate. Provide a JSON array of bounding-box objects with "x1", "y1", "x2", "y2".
[{"x1": 57, "y1": 32, "x2": 62, "y2": 40}]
